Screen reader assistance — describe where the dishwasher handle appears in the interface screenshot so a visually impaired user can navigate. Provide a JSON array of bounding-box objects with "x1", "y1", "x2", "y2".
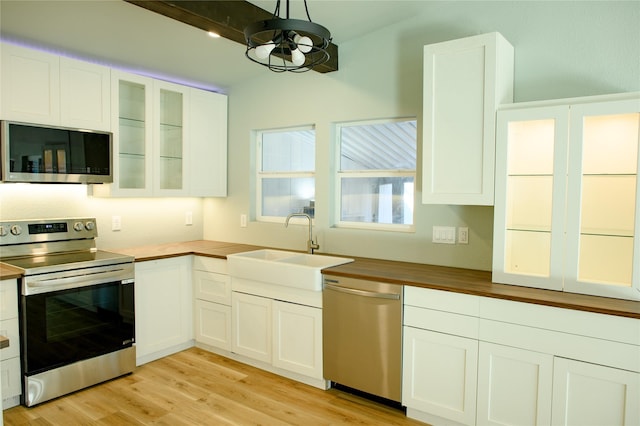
[{"x1": 323, "y1": 283, "x2": 400, "y2": 300}]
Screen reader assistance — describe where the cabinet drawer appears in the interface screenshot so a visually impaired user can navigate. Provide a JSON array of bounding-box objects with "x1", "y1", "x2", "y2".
[
  {"x1": 0, "y1": 317, "x2": 20, "y2": 361},
  {"x1": 479, "y1": 318, "x2": 640, "y2": 372},
  {"x1": 405, "y1": 305, "x2": 479, "y2": 339},
  {"x1": 404, "y1": 286, "x2": 479, "y2": 316},
  {"x1": 194, "y1": 270, "x2": 231, "y2": 305},
  {"x1": 0, "y1": 279, "x2": 18, "y2": 321},
  {"x1": 480, "y1": 296, "x2": 640, "y2": 345},
  {"x1": 193, "y1": 256, "x2": 227, "y2": 274}
]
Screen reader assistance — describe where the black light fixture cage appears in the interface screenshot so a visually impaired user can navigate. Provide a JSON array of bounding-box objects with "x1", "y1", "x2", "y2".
[{"x1": 244, "y1": 0, "x2": 332, "y2": 72}]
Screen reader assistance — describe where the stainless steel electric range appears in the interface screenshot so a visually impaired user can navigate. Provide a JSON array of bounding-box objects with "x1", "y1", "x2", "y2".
[{"x1": 0, "y1": 218, "x2": 135, "y2": 407}]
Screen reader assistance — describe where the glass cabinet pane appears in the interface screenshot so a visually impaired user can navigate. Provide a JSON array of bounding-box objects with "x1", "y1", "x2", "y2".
[
  {"x1": 582, "y1": 113, "x2": 639, "y2": 174},
  {"x1": 507, "y1": 119, "x2": 556, "y2": 175},
  {"x1": 118, "y1": 80, "x2": 146, "y2": 189},
  {"x1": 158, "y1": 89, "x2": 183, "y2": 190}
]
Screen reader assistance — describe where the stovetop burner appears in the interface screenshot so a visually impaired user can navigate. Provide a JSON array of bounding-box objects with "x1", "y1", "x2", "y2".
[{"x1": 0, "y1": 217, "x2": 133, "y2": 275}]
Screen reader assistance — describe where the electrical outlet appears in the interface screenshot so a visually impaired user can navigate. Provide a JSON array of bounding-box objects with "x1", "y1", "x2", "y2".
[
  {"x1": 458, "y1": 227, "x2": 469, "y2": 244},
  {"x1": 432, "y1": 226, "x2": 456, "y2": 244},
  {"x1": 112, "y1": 216, "x2": 121, "y2": 231},
  {"x1": 240, "y1": 214, "x2": 247, "y2": 228},
  {"x1": 185, "y1": 211, "x2": 193, "y2": 226}
]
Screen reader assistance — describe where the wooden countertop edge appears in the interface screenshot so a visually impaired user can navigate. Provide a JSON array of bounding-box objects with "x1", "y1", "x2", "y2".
[
  {"x1": 4, "y1": 240, "x2": 637, "y2": 319},
  {"x1": 0, "y1": 335, "x2": 9, "y2": 349}
]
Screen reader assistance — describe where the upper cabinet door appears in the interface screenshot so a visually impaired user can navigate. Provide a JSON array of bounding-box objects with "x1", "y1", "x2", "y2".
[
  {"x1": 493, "y1": 105, "x2": 569, "y2": 292},
  {"x1": 422, "y1": 32, "x2": 514, "y2": 205},
  {"x1": 153, "y1": 80, "x2": 189, "y2": 196},
  {"x1": 0, "y1": 43, "x2": 110, "y2": 131},
  {"x1": 564, "y1": 97, "x2": 640, "y2": 300},
  {"x1": 1, "y1": 43, "x2": 60, "y2": 125},
  {"x1": 59, "y1": 57, "x2": 111, "y2": 131}
]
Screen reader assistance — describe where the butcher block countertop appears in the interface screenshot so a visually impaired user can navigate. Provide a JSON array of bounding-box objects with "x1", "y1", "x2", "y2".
[
  {"x1": 0, "y1": 263, "x2": 23, "y2": 280},
  {"x1": 112, "y1": 240, "x2": 640, "y2": 319}
]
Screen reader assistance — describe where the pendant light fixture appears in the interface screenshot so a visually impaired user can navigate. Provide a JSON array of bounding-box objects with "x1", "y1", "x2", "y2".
[{"x1": 244, "y1": 0, "x2": 332, "y2": 72}]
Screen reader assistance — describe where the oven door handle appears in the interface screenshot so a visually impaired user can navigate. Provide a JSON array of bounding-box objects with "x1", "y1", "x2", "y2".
[{"x1": 24, "y1": 265, "x2": 134, "y2": 295}]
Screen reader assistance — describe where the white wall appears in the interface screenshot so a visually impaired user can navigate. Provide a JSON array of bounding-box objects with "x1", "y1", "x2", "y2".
[
  {"x1": 0, "y1": 184, "x2": 203, "y2": 250},
  {"x1": 203, "y1": 1, "x2": 640, "y2": 270}
]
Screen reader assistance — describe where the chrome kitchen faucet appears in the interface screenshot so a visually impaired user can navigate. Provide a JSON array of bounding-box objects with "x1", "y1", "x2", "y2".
[{"x1": 284, "y1": 213, "x2": 319, "y2": 254}]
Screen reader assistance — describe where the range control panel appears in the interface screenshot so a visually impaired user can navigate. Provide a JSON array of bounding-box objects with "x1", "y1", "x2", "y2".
[{"x1": 0, "y1": 218, "x2": 97, "y2": 245}]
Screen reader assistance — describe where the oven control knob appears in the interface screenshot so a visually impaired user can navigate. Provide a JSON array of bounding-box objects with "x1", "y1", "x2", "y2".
[
  {"x1": 84, "y1": 221, "x2": 95, "y2": 231},
  {"x1": 73, "y1": 222, "x2": 84, "y2": 232},
  {"x1": 0, "y1": 225, "x2": 7, "y2": 237},
  {"x1": 10, "y1": 225, "x2": 22, "y2": 236}
]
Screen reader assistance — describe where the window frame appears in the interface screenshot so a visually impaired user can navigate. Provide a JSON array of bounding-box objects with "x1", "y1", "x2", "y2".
[
  {"x1": 333, "y1": 118, "x2": 417, "y2": 232},
  {"x1": 255, "y1": 125, "x2": 316, "y2": 224}
]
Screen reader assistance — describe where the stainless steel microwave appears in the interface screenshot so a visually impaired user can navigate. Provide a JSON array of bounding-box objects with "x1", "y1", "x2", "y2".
[{"x1": 0, "y1": 121, "x2": 113, "y2": 184}]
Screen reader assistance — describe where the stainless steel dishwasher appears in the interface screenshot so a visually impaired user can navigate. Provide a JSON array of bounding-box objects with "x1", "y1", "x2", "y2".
[{"x1": 322, "y1": 276, "x2": 403, "y2": 403}]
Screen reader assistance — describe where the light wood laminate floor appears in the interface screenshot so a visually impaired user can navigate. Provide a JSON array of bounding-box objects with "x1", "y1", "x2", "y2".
[{"x1": 3, "y1": 347, "x2": 427, "y2": 425}]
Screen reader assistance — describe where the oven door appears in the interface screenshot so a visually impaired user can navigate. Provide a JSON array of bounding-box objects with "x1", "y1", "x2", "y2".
[{"x1": 21, "y1": 277, "x2": 135, "y2": 376}]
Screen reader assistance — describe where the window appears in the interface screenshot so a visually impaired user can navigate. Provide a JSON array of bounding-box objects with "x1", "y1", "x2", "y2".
[
  {"x1": 335, "y1": 118, "x2": 417, "y2": 230},
  {"x1": 256, "y1": 126, "x2": 315, "y2": 221}
]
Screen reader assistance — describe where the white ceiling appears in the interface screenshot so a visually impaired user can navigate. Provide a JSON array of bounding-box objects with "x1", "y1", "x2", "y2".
[{"x1": 0, "y1": 0, "x2": 429, "y2": 93}]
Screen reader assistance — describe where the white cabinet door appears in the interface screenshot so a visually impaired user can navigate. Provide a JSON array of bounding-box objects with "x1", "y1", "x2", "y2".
[
  {"x1": 402, "y1": 326, "x2": 478, "y2": 426},
  {"x1": 493, "y1": 105, "x2": 569, "y2": 291},
  {"x1": 189, "y1": 88, "x2": 227, "y2": 197},
  {"x1": 153, "y1": 80, "x2": 189, "y2": 196},
  {"x1": 134, "y1": 257, "x2": 193, "y2": 365},
  {"x1": 422, "y1": 32, "x2": 514, "y2": 205},
  {"x1": 564, "y1": 98, "x2": 640, "y2": 300},
  {"x1": 272, "y1": 300, "x2": 322, "y2": 379},
  {"x1": 59, "y1": 56, "x2": 110, "y2": 131},
  {"x1": 477, "y1": 342, "x2": 553, "y2": 426},
  {"x1": 552, "y1": 357, "x2": 640, "y2": 426},
  {"x1": 1, "y1": 43, "x2": 60, "y2": 125},
  {"x1": 232, "y1": 292, "x2": 271, "y2": 363},
  {"x1": 194, "y1": 299, "x2": 231, "y2": 351}
]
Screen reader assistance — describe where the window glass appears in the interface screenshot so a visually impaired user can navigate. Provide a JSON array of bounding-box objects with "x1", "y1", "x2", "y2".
[
  {"x1": 257, "y1": 127, "x2": 315, "y2": 221},
  {"x1": 336, "y1": 119, "x2": 417, "y2": 229}
]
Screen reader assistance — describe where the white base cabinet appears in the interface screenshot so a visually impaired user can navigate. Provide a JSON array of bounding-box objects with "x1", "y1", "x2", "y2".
[
  {"x1": 476, "y1": 342, "x2": 553, "y2": 426},
  {"x1": 232, "y1": 292, "x2": 271, "y2": 363},
  {"x1": 193, "y1": 256, "x2": 231, "y2": 351},
  {"x1": 404, "y1": 286, "x2": 640, "y2": 426},
  {"x1": 134, "y1": 257, "x2": 193, "y2": 365},
  {"x1": 552, "y1": 358, "x2": 639, "y2": 426},
  {"x1": 0, "y1": 279, "x2": 20, "y2": 409}
]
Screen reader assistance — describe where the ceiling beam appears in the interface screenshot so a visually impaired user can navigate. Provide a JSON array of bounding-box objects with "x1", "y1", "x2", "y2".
[{"x1": 124, "y1": 0, "x2": 338, "y2": 73}]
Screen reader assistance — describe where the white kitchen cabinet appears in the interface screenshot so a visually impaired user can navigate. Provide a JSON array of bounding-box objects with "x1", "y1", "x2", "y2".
[
  {"x1": 0, "y1": 42, "x2": 110, "y2": 131},
  {"x1": 272, "y1": 300, "x2": 322, "y2": 379},
  {"x1": 193, "y1": 256, "x2": 231, "y2": 351},
  {"x1": 403, "y1": 287, "x2": 480, "y2": 426},
  {"x1": 403, "y1": 327, "x2": 478, "y2": 426},
  {"x1": 134, "y1": 257, "x2": 193, "y2": 365},
  {"x1": 552, "y1": 357, "x2": 640, "y2": 426},
  {"x1": 0, "y1": 279, "x2": 21, "y2": 409},
  {"x1": 494, "y1": 93, "x2": 640, "y2": 300},
  {"x1": 93, "y1": 71, "x2": 227, "y2": 197},
  {"x1": 476, "y1": 342, "x2": 553, "y2": 426},
  {"x1": 232, "y1": 291, "x2": 271, "y2": 363},
  {"x1": 189, "y1": 87, "x2": 227, "y2": 197},
  {"x1": 422, "y1": 32, "x2": 514, "y2": 205}
]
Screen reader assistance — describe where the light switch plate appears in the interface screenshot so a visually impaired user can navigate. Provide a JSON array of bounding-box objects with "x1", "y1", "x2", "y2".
[
  {"x1": 433, "y1": 226, "x2": 456, "y2": 244},
  {"x1": 112, "y1": 216, "x2": 121, "y2": 231},
  {"x1": 458, "y1": 227, "x2": 469, "y2": 244}
]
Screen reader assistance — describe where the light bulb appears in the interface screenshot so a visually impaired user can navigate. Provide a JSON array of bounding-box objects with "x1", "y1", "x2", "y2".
[
  {"x1": 290, "y1": 47, "x2": 305, "y2": 66},
  {"x1": 294, "y1": 34, "x2": 313, "y2": 54},
  {"x1": 255, "y1": 42, "x2": 276, "y2": 59}
]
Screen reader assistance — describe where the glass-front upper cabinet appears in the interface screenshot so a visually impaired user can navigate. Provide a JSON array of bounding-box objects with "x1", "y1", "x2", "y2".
[
  {"x1": 494, "y1": 93, "x2": 640, "y2": 301},
  {"x1": 564, "y1": 99, "x2": 640, "y2": 300},
  {"x1": 155, "y1": 81, "x2": 188, "y2": 194},
  {"x1": 493, "y1": 105, "x2": 568, "y2": 292},
  {"x1": 117, "y1": 73, "x2": 153, "y2": 193}
]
